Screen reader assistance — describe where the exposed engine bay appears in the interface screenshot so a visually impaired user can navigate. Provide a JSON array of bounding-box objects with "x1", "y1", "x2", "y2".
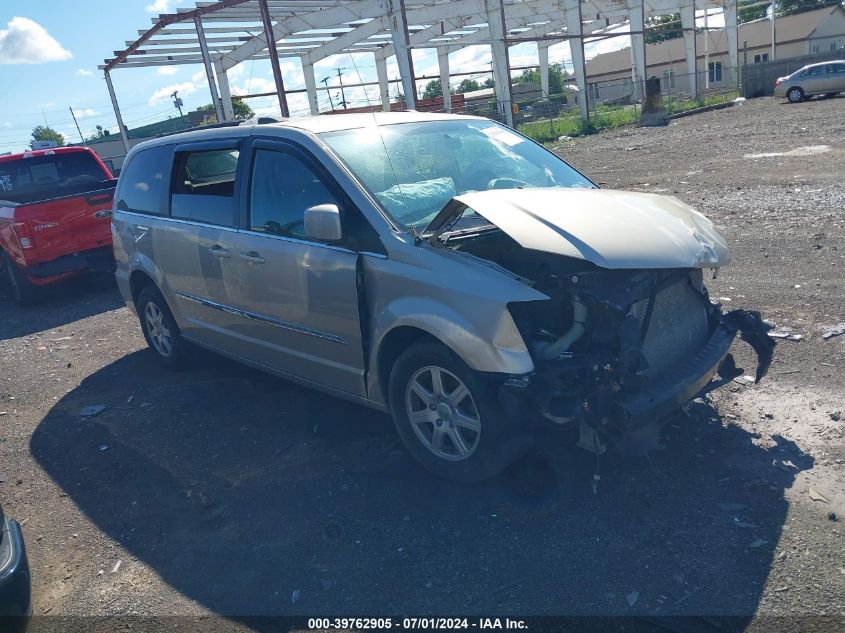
[{"x1": 447, "y1": 229, "x2": 775, "y2": 456}]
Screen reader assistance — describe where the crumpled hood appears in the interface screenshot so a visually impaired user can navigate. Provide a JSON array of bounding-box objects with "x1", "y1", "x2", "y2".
[{"x1": 445, "y1": 188, "x2": 730, "y2": 269}]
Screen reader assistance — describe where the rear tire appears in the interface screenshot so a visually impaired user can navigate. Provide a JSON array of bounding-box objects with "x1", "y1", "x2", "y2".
[
  {"x1": 2, "y1": 252, "x2": 38, "y2": 306},
  {"x1": 388, "y1": 340, "x2": 532, "y2": 483},
  {"x1": 786, "y1": 87, "x2": 804, "y2": 103},
  {"x1": 137, "y1": 286, "x2": 189, "y2": 369}
]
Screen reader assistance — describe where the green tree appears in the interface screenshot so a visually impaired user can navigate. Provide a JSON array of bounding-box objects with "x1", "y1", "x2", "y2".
[
  {"x1": 30, "y1": 125, "x2": 65, "y2": 148},
  {"x1": 197, "y1": 99, "x2": 254, "y2": 120},
  {"x1": 482, "y1": 77, "x2": 495, "y2": 89},
  {"x1": 454, "y1": 78, "x2": 480, "y2": 93},
  {"x1": 422, "y1": 79, "x2": 444, "y2": 99},
  {"x1": 644, "y1": 14, "x2": 682, "y2": 44},
  {"x1": 513, "y1": 63, "x2": 569, "y2": 95},
  {"x1": 84, "y1": 125, "x2": 109, "y2": 144},
  {"x1": 776, "y1": 0, "x2": 841, "y2": 17}
]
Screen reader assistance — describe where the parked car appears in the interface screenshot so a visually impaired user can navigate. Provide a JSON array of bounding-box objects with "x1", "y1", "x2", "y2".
[
  {"x1": 0, "y1": 503, "x2": 31, "y2": 632},
  {"x1": 112, "y1": 112, "x2": 773, "y2": 482},
  {"x1": 0, "y1": 146, "x2": 116, "y2": 304},
  {"x1": 774, "y1": 60, "x2": 845, "y2": 102}
]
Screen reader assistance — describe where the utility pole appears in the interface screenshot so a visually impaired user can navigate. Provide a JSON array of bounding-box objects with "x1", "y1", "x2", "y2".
[
  {"x1": 336, "y1": 68, "x2": 348, "y2": 109},
  {"x1": 320, "y1": 77, "x2": 336, "y2": 111},
  {"x1": 171, "y1": 90, "x2": 185, "y2": 120},
  {"x1": 69, "y1": 107, "x2": 84, "y2": 143}
]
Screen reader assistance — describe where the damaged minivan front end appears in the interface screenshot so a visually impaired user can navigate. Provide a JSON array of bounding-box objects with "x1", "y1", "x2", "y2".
[{"x1": 426, "y1": 187, "x2": 774, "y2": 456}]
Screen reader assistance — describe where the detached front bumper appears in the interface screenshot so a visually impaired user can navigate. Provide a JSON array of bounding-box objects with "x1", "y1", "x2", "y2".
[
  {"x1": 0, "y1": 516, "x2": 32, "y2": 631},
  {"x1": 619, "y1": 322, "x2": 735, "y2": 425},
  {"x1": 503, "y1": 308, "x2": 774, "y2": 455}
]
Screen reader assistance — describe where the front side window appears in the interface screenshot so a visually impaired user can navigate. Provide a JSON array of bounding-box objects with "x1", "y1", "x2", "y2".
[
  {"x1": 320, "y1": 120, "x2": 594, "y2": 230},
  {"x1": 171, "y1": 148, "x2": 239, "y2": 226},
  {"x1": 116, "y1": 145, "x2": 173, "y2": 215},
  {"x1": 249, "y1": 149, "x2": 338, "y2": 240}
]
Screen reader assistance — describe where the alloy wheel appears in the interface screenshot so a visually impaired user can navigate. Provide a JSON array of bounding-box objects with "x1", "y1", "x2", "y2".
[
  {"x1": 405, "y1": 366, "x2": 481, "y2": 461},
  {"x1": 144, "y1": 301, "x2": 173, "y2": 357}
]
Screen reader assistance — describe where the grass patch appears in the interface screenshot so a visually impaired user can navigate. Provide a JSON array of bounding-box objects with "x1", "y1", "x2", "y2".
[{"x1": 517, "y1": 89, "x2": 740, "y2": 144}]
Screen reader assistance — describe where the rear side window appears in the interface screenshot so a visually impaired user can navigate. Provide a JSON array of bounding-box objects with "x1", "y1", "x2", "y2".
[
  {"x1": 171, "y1": 149, "x2": 239, "y2": 226},
  {"x1": 116, "y1": 145, "x2": 173, "y2": 215},
  {"x1": 0, "y1": 151, "x2": 111, "y2": 204}
]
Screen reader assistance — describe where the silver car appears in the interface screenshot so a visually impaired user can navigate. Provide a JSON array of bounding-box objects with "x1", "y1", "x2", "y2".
[
  {"x1": 112, "y1": 112, "x2": 773, "y2": 482},
  {"x1": 774, "y1": 60, "x2": 845, "y2": 102}
]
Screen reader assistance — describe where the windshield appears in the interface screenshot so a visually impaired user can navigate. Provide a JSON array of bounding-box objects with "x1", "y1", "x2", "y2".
[{"x1": 319, "y1": 119, "x2": 594, "y2": 229}]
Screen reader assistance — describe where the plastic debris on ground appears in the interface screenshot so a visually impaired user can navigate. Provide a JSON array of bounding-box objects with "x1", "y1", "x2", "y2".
[{"x1": 80, "y1": 404, "x2": 107, "y2": 417}]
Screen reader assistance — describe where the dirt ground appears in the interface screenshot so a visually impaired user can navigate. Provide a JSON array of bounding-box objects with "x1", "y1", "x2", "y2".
[{"x1": 1, "y1": 96, "x2": 843, "y2": 631}]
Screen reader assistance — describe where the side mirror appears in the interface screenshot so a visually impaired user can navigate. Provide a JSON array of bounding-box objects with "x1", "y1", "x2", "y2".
[{"x1": 304, "y1": 203, "x2": 342, "y2": 242}]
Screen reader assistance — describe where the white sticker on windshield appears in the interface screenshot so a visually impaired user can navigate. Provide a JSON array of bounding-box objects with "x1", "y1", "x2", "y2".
[
  {"x1": 0, "y1": 174, "x2": 12, "y2": 192},
  {"x1": 481, "y1": 126, "x2": 524, "y2": 147}
]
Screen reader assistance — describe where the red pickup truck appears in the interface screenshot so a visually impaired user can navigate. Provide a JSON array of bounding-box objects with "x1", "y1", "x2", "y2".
[{"x1": 0, "y1": 146, "x2": 116, "y2": 304}]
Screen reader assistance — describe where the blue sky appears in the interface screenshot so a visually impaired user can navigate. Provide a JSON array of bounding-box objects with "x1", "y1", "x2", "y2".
[{"x1": 0, "y1": 1, "x2": 725, "y2": 154}]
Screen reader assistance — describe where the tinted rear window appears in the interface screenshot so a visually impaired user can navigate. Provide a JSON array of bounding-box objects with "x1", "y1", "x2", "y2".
[
  {"x1": 116, "y1": 145, "x2": 174, "y2": 216},
  {"x1": 0, "y1": 151, "x2": 111, "y2": 204}
]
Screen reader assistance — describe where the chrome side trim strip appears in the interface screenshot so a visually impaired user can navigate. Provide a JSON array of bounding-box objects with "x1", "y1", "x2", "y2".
[{"x1": 173, "y1": 290, "x2": 346, "y2": 344}]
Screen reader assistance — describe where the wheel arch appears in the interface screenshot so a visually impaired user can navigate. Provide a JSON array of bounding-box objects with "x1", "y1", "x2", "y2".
[
  {"x1": 369, "y1": 302, "x2": 535, "y2": 408},
  {"x1": 129, "y1": 269, "x2": 157, "y2": 309}
]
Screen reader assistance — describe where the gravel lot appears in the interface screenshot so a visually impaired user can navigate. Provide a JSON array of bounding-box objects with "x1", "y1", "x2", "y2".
[{"x1": 1, "y1": 96, "x2": 843, "y2": 631}]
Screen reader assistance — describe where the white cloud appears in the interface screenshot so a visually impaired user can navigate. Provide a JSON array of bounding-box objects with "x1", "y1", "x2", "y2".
[
  {"x1": 145, "y1": 0, "x2": 172, "y2": 13},
  {"x1": 74, "y1": 108, "x2": 100, "y2": 118},
  {"x1": 76, "y1": 68, "x2": 93, "y2": 76},
  {"x1": 0, "y1": 17, "x2": 72, "y2": 65},
  {"x1": 157, "y1": 66, "x2": 178, "y2": 76},
  {"x1": 149, "y1": 81, "x2": 196, "y2": 106},
  {"x1": 231, "y1": 76, "x2": 277, "y2": 96}
]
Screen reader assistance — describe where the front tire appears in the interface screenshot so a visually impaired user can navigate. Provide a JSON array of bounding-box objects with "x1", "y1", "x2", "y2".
[
  {"x1": 137, "y1": 286, "x2": 188, "y2": 369},
  {"x1": 787, "y1": 87, "x2": 804, "y2": 103},
  {"x1": 388, "y1": 340, "x2": 531, "y2": 483},
  {"x1": 2, "y1": 252, "x2": 38, "y2": 306}
]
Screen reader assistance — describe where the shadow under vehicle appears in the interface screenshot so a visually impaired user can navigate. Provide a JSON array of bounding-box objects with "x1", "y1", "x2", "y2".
[{"x1": 30, "y1": 348, "x2": 812, "y2": 627}]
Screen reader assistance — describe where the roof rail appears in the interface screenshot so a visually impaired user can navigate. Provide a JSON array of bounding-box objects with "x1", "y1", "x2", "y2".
[
  {"x1": 239, "y1": 115, "x2": 283, "y2": 126},
  {"x1": 153, "y1": 116, "x2": 282, "y2": 140}
]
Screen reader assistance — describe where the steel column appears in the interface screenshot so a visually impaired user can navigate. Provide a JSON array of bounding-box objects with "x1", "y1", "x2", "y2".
[
  {"x1": 565, "y1": 0, "x2": 589, "y2": 121},
  {"x1": 214, "y1": 59, "x2": 235, "y2": 120},
  {"x1": 259, "y1": 0, "x2": 290, "y2": 117},
  {"x1": 104, "y1": 70, "x2": 130, "y2": 154},
  {"x1": 375, "y1": 55, "x2": 391, "y2": 111},
  {"x1": 194, "y1": 16, "x2": 225, "y2": 121},
  {"x1": 628, "y1": 0, "x2": 647, "y2": 102},
  {"x1": 303, "y1": 61, "x2": 320, "y2": 115},
  {"x1": 437, "y1": 48, "x2": 451, "y2": 111},
  {"x1": 486, "y1": 0, "x2": 514, "y2": 126},
  {"x1": 723, "y1": 0, "x2": 739, "y2": 86},
  {"x1": 538, "y1": 41, "x2": 551, "y2": 98},
  {"x1": 680, "y1": 0, "x2": 698, "y2": 98},
  {"x1": 389, "y1": 0, "x2": 417, "y2": 109}
]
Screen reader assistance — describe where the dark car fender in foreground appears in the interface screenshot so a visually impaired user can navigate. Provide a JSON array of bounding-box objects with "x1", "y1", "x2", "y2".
[{"x1": 0, "y1": 504, "x2": 31, "y2": 633}]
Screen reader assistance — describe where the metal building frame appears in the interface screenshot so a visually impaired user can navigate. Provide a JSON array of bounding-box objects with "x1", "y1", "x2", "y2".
[{"x1": 101, "y1": 0, "x2": 737, "y2": 153}]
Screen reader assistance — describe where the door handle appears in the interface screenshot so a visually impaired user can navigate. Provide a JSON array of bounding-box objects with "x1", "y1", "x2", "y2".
[
  {"x1": 210, "y1": 245, "x2": 231, "y2": 258},
  {"x1": 239, "y1": 251, "x2": 265, "y2": 265}
]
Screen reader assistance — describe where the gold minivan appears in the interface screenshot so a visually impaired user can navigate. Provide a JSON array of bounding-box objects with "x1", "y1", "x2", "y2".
[{"x1": 774, "y1": 60, "x2": 845, "y2": 102}]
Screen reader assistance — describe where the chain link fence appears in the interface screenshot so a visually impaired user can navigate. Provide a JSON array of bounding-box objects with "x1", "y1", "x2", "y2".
[{"x1": 433, "y1": 67, "x2": 740, "y2": 143}]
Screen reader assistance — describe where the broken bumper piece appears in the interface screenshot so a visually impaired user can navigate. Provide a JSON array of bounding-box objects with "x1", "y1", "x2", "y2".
[{"x1": 503, "y1": 308, "x2": 775, "y2": 456}]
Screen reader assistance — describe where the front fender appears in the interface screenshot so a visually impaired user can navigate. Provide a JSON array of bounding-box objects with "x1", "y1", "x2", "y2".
[{"x1": 367, "y1": 296, "x2": 536, "y2": 407}]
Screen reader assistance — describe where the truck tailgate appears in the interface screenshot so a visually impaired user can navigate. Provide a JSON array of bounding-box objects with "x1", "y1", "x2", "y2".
[{"x1": 19, "y1": 184, "x2": 115, "y2": 260}]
